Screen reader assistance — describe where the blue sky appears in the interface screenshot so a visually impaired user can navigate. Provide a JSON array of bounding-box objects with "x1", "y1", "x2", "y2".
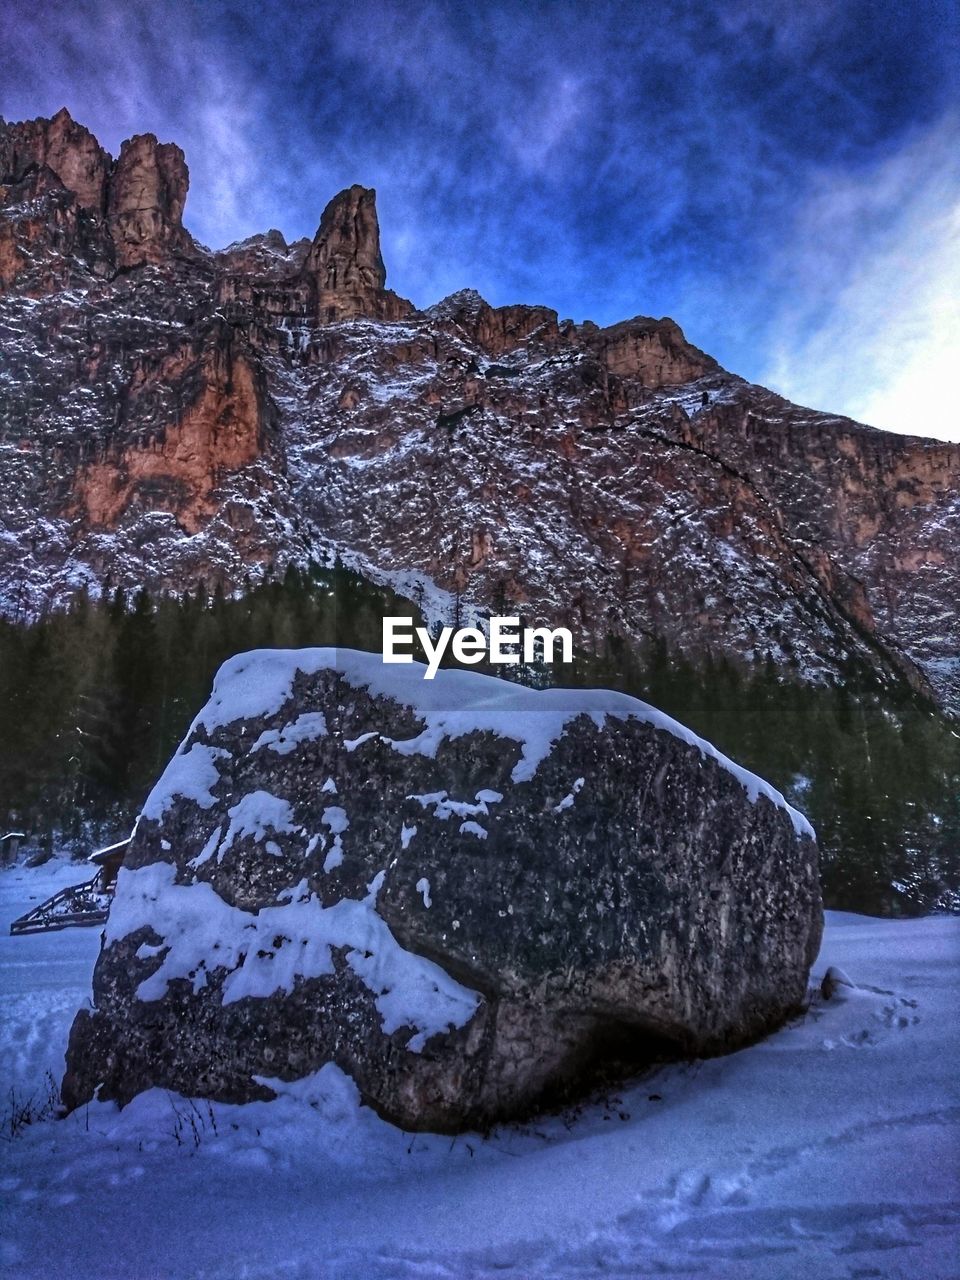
[{"x1": 2, "y1": 0, "x2": 958, "y2": 439}]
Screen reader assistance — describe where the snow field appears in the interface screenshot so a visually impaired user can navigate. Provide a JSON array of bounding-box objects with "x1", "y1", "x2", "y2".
[{"x1": 1, "y1": 861, "x2": 957, "y2": 1279}]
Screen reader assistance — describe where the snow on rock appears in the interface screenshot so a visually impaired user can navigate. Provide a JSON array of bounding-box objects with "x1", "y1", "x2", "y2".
[
  {"x1": 63, "y1": 648, "x2": 821, "y2": 1133},
  {"x1": 321, "y1": 806, "x2": 348, "y2": 871},
  {"x1": 216, "y1": 791, "x2": 297, "y2": 862},
  {"x1": 821, "y1": 964, "x2": 856, "y2": 999},
  {"x1": 141, "y1": 743, "x2": 228, "y2": 821},
  {"x1": 250, "y1": 711, "x2": 327, "y2": 755},
  {"x1": 409, "y1": 790, "x2": 496, "y2": 821},
  {"x1": 189, "y1": 647, "x2": 813, "y2": 835},
  {"x1": 321, "y1": 833, "x2": 345, "y2": 874},
  {"x1": 321, "y1": 806, "x2": 349, "y2": 835},
  {"x1": 553, "y1": 776, "x2": 585, "y2": 813},
  {"x1": 400, "y1": 823, "x2": 417, "y2": 850},
  {"x1": 187, "y1": 824, "x2": 223, "y2": 869},
  {"x1": 459, "y1": 821, "x2": 488, "y2": 840},
  {"x1": 106, "y1": 862, "x2": 477, "y2": 1032}
]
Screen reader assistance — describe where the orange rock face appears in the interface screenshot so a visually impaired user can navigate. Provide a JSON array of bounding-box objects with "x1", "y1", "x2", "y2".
[
  {"x1": 592, "y1": 317, "x2": 717, "y2": 387},
  {"x1": 0, "y1": 116, "x2": 113, "y2": 293},
  {"x1": 305, "y1": 185, "x2": 386, "y2": 292},
  {"x1": 303, "y1": 185, "x2": 413, "y2": 322},
  {"x1": 0, "y1": 111, "x2": 196, "y2": 291},
  {"x1": 107, "y1": 134, "x2": 192, "y2": 268},
  {"x1": 70, "y1": 347, "x2": 264, "y2": 534},
  {"x1": 0, "y1": 107, "x2": 109, "y2": 212}
]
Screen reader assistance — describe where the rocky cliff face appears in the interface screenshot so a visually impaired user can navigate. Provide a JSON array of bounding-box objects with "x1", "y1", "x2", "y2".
[
  {"x1": 0, "y1": 110, "x2": 198, "y2": 290},
  {"x1": 62, "y1": 649, "x2": 821, "y2": 1130},
  {"x1": 305, "y1": 183, "x2": 385, "y2": 290},
  {"x1": 0, "y1": 110, "x2": 958, "y2": 717},
  {"x1": 0, "y1": 108, "x2": 110, "y2": 213},
  {"x1": 107, "y1": 133, "x2": 193, "y2": 268},
  {"x1": 67, "y1": 334, "x2": 270, "y2": 535}
]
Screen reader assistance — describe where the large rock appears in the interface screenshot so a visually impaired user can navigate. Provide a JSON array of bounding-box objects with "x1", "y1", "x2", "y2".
[{"x1": 63, "y1": 649, "x2": 821, "y2": 1132}]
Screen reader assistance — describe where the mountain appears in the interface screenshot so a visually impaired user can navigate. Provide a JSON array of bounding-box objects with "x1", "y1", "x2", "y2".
[{"x1": 1, "y1": 110, "x2": 958, "y2": 910}]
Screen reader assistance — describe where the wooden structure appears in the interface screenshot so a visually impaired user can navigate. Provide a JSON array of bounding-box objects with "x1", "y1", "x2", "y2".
[
  {"x1": 9, "y1": 836, "x2": 131, "y2": 936},
  {"x1": 86, "y1": 837, "x2": 131, "y2": 890},
  {"x1": 1, "y1": 832, "x2": 25, "y2": 864}
]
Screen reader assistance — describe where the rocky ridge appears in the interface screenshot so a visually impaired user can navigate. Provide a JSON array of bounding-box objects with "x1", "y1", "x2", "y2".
[{"x1": 0, "y1": 109, "x2": 958, "y2": 718}]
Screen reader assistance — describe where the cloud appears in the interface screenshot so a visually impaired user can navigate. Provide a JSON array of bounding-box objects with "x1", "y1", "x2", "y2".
[
  {"x1": 501, "y1": 75, "x2": 592, "y2": 175},
  {"x1": 0, "y1": 0, "x2": 285, "y2": 249},
  {"x1": 2, "y1": 0, "x2": 957, "y2": 439},
  {"x1": 762, "y1": 114, "x2": 960, "y2": 442},
  {"x1": 177, "y1": 66, "x2": 269, "y2": 250}
]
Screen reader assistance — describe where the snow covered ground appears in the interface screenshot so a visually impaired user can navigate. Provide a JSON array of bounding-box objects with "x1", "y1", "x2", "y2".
[{"x1": 1, "y1": 859, "x2": 957, "y2": 1279}]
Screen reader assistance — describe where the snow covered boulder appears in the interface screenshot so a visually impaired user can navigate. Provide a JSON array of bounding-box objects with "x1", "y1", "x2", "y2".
[{"x1": 63, "y1": 649, "x2": 821, "y2": 1131}]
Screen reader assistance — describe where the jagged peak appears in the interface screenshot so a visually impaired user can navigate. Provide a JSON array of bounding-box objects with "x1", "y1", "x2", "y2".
[
  {"x1": 221, "y1": 228, "x2": 293, "y2": 254},
  {"x1": 114, "y1": 131, "x2": 189, "y2": 183},
  {"x1": 590, "y1": 314, "x2": 720, "y2": 384},
  {"x1": 426, "y1": 287, "x2": 491, "y2": 319},
  {"x1": 105, "y1": 131, "x2": 192, "y2": 267},
  {"x1": 304, "y1": 184, "x2": 386, "y2": 293},
  {"x1": 0, "y1": 108, "x2": 110, "y2": 213}
]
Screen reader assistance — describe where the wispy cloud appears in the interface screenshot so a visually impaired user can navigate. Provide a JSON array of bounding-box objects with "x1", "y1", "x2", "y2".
[
  {"x1": 762, "y1": 114, "x2": 960, "y2": 441},
  {"x1": 0, "y1": 0, "x2": 283, "y2": 248},
  {"x1": 2, "y1": 0, "x2": 958, "y2": 441},
  {"x1": 502, "y1": 75, "x2": 592, "y2": 175}
]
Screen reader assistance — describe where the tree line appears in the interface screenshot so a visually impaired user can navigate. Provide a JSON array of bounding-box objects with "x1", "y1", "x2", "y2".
[{"x1": 0, "y1": 564, "x2": 956, "y2": 915}]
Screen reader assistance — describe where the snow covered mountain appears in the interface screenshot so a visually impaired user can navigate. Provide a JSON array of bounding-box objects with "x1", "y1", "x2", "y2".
[{"x1": 1, "y1": 108, "x2": 958, "y2": 719}]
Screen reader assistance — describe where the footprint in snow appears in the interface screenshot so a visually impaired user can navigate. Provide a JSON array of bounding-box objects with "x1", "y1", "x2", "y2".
[
  {"x1": 661, "y1": 1169, "x2": 752, "y2": 1209},
  {"x1": 818, "y1": 970, "x2": 921, "y2": 1047}
]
